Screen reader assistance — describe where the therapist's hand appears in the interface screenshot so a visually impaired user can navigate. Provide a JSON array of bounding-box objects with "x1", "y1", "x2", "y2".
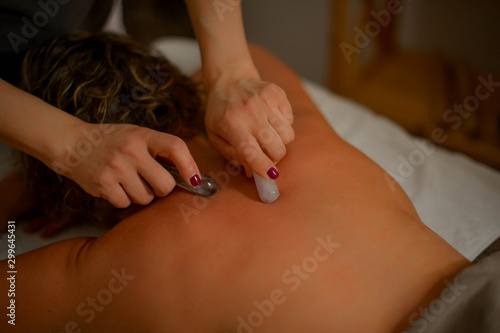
[
  {"x1": 50, "y1": 123, "x2": 201, "y2": 208},
  {"x1": 204, "y1": 69, "x2": 294, "y2": 179},
  {"x1": 0, "y1": 79, "x2": 200, "y2": 210},
  {"x1": 183, "y1": 0, "x2": 294, "y2": 179}
]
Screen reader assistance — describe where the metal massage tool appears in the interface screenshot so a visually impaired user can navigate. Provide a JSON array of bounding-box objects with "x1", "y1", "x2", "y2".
[{"x1": 161, "y1": 163, "x2": 217, "y2": 197}]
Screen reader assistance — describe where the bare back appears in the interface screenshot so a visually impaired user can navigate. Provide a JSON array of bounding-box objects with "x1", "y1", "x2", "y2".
[{"x1": 2, "y1": 46, "x2": 469, "y2": 333}]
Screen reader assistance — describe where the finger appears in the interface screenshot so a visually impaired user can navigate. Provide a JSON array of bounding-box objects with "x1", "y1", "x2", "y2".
[
  {"x1": 278, "y1": 91, "x2": 294, "y2": 124},
  {"x1": 241, "y1": 163, "x2": 252, "y2": 178},
  {"x1": 138, "y1": 156, "x2": 176, "y2": 197},
  {"x1": 207, "y1": 131, "x2": 242, "y2": 168},
  {"x1": 148, "y1": 132, "x2": 201, "y2": 187},
  {"x1": 269, "y1": 109, "x2": 295, "y2": 145},
  {"x1": 229, "y1": 128, "x2": 279, "y2": 180},
  {"x1": 120, "y1": 172, "x2": 155, "y2": 206},
  {"x1": 208, "y1": 132, "x2": 252, "y2": 178},
  {"x1": 102, "y1": 183, "x2": 132, "y2": 208},
  {"x1": 256, "y1": 125, "x2": 286, "y2": 163}
]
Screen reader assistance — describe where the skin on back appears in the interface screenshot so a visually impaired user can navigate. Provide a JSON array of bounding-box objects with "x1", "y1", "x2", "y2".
[{"x1": 0, "y1": 46, "x2": 469, "y2": 333}]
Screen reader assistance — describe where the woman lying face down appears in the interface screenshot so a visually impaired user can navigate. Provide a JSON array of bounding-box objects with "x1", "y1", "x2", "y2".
[
  {"x1": 1, "y1": 32, "x2": 470, "y2": 332},
  {"x1": 18, "y1": 31, "x2": 204, "y2": 232}
]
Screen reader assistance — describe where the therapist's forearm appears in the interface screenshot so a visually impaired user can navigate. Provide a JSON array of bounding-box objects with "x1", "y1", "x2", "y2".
[
  {"x1": 0, "y1": 78, "x2": 83, "y2": 166},
  {"x1": 183, "y1": 0, "x2": 257, "y2": 87}
]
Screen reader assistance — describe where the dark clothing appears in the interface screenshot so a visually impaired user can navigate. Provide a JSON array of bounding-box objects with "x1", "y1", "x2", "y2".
[{"x1": 0, "y1": 0, "x2": 113, "y2": 85}]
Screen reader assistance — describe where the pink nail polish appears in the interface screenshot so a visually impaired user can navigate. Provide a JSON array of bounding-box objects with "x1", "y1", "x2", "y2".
[
  {"x1": 267, "y1": 167, "x2": 279, "y2": 180},
  {"x1": 190, "y1": 174, "x2": 201, "y2": 186}
]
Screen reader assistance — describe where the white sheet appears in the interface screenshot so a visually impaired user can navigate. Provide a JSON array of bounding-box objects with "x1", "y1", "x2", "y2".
[
  {"x1": 1, "y1": 37, "x2": 499, "y2": 262},
  {"x1": 306, "y1": 81, "x2": 500, "y2": 261}
]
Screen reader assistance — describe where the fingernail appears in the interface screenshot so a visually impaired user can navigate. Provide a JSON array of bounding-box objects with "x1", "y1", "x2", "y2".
[
  {"x1": 190, "y1": 174, "x2": 201, "y2": 186},
  {"x1": 267, "y1": 167, "x2": 279, "y2": 180}
]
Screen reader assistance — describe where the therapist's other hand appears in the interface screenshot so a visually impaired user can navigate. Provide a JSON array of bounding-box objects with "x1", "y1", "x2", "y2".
[
  {"x1": 204, "y1": 72, "x2": 294, "y2": 179},
  {"x1": 50, "y1": 123, "x2": 200, "y2": 208}
]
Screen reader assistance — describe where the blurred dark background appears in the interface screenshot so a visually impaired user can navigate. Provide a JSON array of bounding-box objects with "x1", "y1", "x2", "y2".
[
  {"x1": 123, "y1": 0, "x2": 194, "y2": 42},
  {"x1": 122, "y1": 0, "x2": 331, "y2": 85}
]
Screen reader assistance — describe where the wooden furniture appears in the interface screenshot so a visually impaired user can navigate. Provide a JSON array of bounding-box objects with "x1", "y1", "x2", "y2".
[{"x1": 330, "y1": 0, "x2": 500, "y2": 169}]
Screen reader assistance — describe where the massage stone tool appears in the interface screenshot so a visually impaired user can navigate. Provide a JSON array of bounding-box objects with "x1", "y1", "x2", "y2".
[{"x1": 161, "y1": 163, "x2": 217, "y2": 197}]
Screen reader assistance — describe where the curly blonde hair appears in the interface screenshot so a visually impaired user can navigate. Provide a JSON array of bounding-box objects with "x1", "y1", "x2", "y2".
[{"x1": 19, "y1": 31, "x2": 203, "y2": 230}]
